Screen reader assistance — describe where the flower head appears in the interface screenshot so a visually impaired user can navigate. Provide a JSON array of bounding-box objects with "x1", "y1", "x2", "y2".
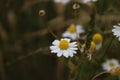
[
  {"x1": 112, "y1": 24, "x2": 120, "y2": 41},
  {"x1": 62, "y1": 24, "x2": 84, "y2": 40},
  {"x1": 92, "y1": 33, "x2": 103, "y2": 50},
  {"x1": 54, "y1": 0, "x2": 70, "y2": 4},
  {"x1": 102, "y1": 59, "x2": 119, "y2": 71},
  {"x1": 50, "y1": 38, "x2": 78, "y2": 58}
]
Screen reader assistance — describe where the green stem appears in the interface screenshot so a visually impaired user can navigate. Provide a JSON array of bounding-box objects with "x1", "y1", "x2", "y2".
[{"x1": 100, "y1": 36, "x2": 115, "y2": 59}]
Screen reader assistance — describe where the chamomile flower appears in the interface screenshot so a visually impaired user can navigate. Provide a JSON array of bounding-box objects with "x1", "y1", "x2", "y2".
[
  {"x1": 54, "y1": 0, "x2": 70, "y2": 4},
  {"x1": 92, "y1": 33, "x2": 103, "y2": 50},
  {"x1": 112, "y1": 24, "x2": 120, "y2": 41},
  {"x1": 50, "y1": 38, "x2": 78, "y2": 58},
  {"x1": 83, "y1": 0, "x2": 97, "y2": 3},
  {"x1": 102, "y1": 59, "x2": 119, "y2": 71},
  {"x1": 62, "y1": 24, "x2": 84, "y2": 40}
]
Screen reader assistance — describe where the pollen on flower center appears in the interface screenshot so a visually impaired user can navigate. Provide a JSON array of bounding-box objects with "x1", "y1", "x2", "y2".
[
  {"x1": 93, "y1": 33, "x2": 102, "y2": 44},
  {"x1": 68, "y1": 25, "x2": 76, "y2": 33},
  {"x1": 109, "y1": 62, "x2": 115, "y2": 67},
  {"x1": 59, "y1": 40, "x2": 69, "y2": 50}
]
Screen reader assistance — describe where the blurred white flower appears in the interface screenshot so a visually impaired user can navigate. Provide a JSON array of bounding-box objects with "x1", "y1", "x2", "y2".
[
  {"x1": 83, "y1": 0, "x2": 97, "y2": 3},
  {"x1": 112, "y1": 24, "x2": 120, "y2": 41},
  {"x1": 62, "y1": 24, "x2": 84, "y2": 40},
  {"x1": 50, "y1": 38, "x2": 78, "y2": 58},
  {"x1": 54, "y1": 0, "x2": 70, "y2": 4},
  {"x1": 102, "y1": 59, "x2": 119, "y2": 71}
]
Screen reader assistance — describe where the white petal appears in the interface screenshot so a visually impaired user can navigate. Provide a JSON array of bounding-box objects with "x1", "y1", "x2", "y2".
[
  {"x1": 70, "y1": 50, "x2": 77, "y2": 54},
  {"x1": 51, "y1": 48, "x2": 60, "y2": 53},
  {"x1": 62, "y1": 31, "x2": 70, "y2": 37},
  {"x1": 70, "y1": 42, "x2": 77, "y2": 45},
  {"x1": 112, "y1": 25, "x2": 120, "y2": 41},
  {"x1": 102, "y1": 63, "x2": 111, "y2": 71},
  {"x1": 52, "y1": 40, "x2": 59, "y2": 46},
  {"x1": 76, "y1": 25, "x2": 85, "y2": 34},
  {"x1": 70, "y1": 42, "x2": 77, "y2": 47},
  {"x1": 63, "y1": 32, "x2": 77, "y2": 40},
  {"x1": 63, "y1": 50, "x2": 69, "y2": 58},
  {"x1": 50, "y1": 46, "x2": 58, "y2": 50},
  {"x1": 119, "y1": 37, "x2": 120, "y2": 41},
  {"x1": 96, "y1": 43, "x2": 102, "y2": 50},
  {"x1": 71, "y1": 34, "x2": 77, "y2": 40},
  {"x1": 113, "y1": 25, "x2": 120, "y2": 29},
  {"x1": 69, "y1": 47, "x2": 78, "y2": 50},
  {"x1": 57, "y1": 52, "x2": 62, "y2": 57},
  {"x1": 69, "y1": 53, "x2": 74, "y2": 57}
]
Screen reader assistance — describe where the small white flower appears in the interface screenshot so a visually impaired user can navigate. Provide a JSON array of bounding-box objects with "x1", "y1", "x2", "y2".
[
  {"x1": 54, "y1": 0, "x2": 70, "y2": 4},
  {"x1": 83, "y1": 0, "x2": 97, "y2": 3},
  {"x1": 112, "y1": 24, "x2": 120, "y2": 41},
  {"x1": 102, "y1": 59, "x2": 119, "y2": 71},
  {"x1": 50, "y1": 38, "x2": 78, "y2": 58},
  {"x1": 62, "y1": 24, "x2": 84, "y2": 40}
]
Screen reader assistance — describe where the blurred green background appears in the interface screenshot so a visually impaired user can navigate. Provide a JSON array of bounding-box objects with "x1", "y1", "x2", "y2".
[{"x1": 0, "y1": 0, "x2": 120, "y2": 80}]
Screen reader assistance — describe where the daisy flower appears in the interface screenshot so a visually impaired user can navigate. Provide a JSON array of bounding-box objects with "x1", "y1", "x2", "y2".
[
  {"x1": 50, "y1": 38, "x2": 78, "y2": 58},
  {"x1": 83, "y1": 0, "x2": 97, "y2": 3},
  {"x1": 54, "y1": 0, "x2": 70, "y2": 4},
  {"x1": 62, "y1": 24, "x2": 84, "y2": 40},
  {"x1": 112, "y1": 24, "x2": 120, "y2": 41},
  {"x1": 102, "y1": 59, "x2": 119, "y2": 71},
  {"x1": 92, "y1": 33, "x2": 103, "y2": 50}
]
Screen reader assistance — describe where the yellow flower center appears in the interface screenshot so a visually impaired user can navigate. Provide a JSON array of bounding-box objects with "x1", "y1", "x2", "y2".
[
  {"x1": 93, "y1": 33, "x2": 103, "y2": 44},
  {"x1": 109, "y1": 62, "x2": 115, "y2": 67},
  {"x1": 59, "y1": 40, "x2": 69, "y2": 50},
  {"x1": 89, "y1": 41, "x2": 96, "y2": 52},
  {"x1": 68, "y1": 25, "x2": 76, "y2": 33}
]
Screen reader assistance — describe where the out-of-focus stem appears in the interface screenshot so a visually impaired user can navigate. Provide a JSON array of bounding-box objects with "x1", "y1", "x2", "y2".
[
  {"x1": 91, "y1": 71, "x2": 108, "y2": 80},
  {"x1": 47, "y1": 27, "x2": 59, "y2": 39}
]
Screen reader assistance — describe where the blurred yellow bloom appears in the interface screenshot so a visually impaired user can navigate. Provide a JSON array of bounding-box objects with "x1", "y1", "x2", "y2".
[
  {"x1": 92, "y1": 33, "x2": 103, "y2": 50},
  {"x1": 62, "y1": 24, "x2": 84, "y2": 40},
  {"x1": 89, "y1": 41, "x2": 96, "y2": 52}
]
